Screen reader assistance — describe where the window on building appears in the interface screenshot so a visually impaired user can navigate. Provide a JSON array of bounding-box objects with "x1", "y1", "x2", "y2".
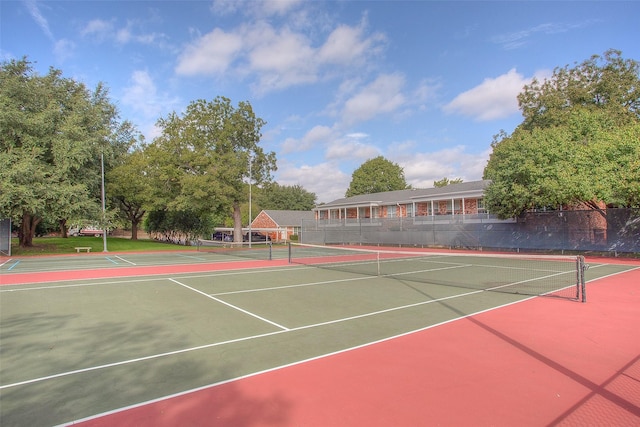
[{"x1": 477, "y1": 198, "x2": 486, "y2": 213}]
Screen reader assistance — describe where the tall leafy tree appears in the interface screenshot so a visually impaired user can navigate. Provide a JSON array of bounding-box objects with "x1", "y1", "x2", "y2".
[
  {"x1": 518, "y1": 49, "x2": 639, "y2": 130},
  {"x1": 107, "y1": 143, "x2": 150, "y2": 240},
  {"x1": 484, "y1": 50, "x2": 640, "y2": 219},
  {"x1": 146, "y1": 97, "x2": 276, "y2": 242},
  {"x1": 257, "y1": 183, "x2": 317, "y2": 210},
  {"x1": 0, "y1": 58, "x2": 124, "y2": 246},
  {"x1": 346, "y1": 156, "x2": 409, "y2": 197}
]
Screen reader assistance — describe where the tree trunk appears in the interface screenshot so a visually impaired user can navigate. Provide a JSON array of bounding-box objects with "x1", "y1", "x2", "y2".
[
  {"x1": 131, "y1": 219, "x2": 139, "y2": 240},
  {"x1": 59, "y1": 218, "x2": 68, "y2": 238},
  {"x1": 232, "y1": 201, "x2": 243, "y2": 242},
  {"x1": 19, "y1": 212, "x2": 40, "y2": 247}
]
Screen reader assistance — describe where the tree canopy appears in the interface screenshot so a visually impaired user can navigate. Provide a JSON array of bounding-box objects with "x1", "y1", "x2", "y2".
[
  {"x1": 256, "y1": 183, "x2": 317, "y2": 211},
  {"x1": 518, "y1": 49, "x2": 639, "y2": 130},
  {"x1": 144, "y1": 97, "x2": 276, "y2": 242},
  {"x1": 346, "y1": 156, "x2": 409, "y2": 197},
  {"x1": 106, "y1": 146, "x2": 149, "y2": 240},
  {"x1": 484, "y1": 50, "x2": 640, "y2": 218},
  {"x1": 0, "y1": 58, "x2": 129, "y2": 246}
]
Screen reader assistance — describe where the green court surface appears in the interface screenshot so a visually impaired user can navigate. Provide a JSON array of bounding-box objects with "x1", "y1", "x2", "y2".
[
  {"x1": 0, "y1": 246, "x2": 285, "y2": 274},
  {"x1": 0, "y1": 251, "x2": 635, "y2": 426}
]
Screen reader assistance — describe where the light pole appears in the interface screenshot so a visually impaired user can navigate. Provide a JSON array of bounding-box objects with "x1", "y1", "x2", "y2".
[
  {"x1": 101, "y1": 153, "x2": 108, "y2": 252},
  {"x1": 248, "y1": 153, "x2": 252, "y2": 248}
]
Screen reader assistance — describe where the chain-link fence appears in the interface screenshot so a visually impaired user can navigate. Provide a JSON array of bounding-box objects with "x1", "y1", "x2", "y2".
[
  {"x1": 300, "y1": 209, "x2": 639, "y2": 255},
  {"x1": 0, "y1": 218, "x2": 10, "y2": 256}
]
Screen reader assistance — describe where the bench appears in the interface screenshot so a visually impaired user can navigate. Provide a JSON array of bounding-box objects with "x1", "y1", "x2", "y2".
[{"x1": 75, "y1": 247, "x2": 92, "y2": 253}]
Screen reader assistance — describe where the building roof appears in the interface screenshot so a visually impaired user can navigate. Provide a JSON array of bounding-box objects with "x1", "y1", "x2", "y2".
[
  {"x1": 315, "y1": 180, "x2": 491, "y2": 210},
  {"x1": 261, "y1": 210, "x2": 315, "y2": 226}
]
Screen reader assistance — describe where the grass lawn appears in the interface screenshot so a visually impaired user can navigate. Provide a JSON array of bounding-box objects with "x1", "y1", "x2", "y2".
[{"x1": 8, "y1": 237, "x2": 195, "y2": 256}]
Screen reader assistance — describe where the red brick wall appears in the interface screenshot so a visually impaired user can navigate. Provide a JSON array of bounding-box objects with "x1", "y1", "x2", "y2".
[
  {"x1": 464, "y1": 199, "x2": 478, "y2": 214},
  {"x1": 251, "y1": 211, "x2": 279, "y2": 240},
  {"x1": 415, "y1": 203, "x2": 429, "y2": 216}
]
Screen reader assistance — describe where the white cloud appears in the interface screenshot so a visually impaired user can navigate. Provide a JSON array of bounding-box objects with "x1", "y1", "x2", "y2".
[
  {"x1": 277, "y1": 161, "x2": 350, "y2": 203},
  {"x1": 175, "y1": 16, "x2": 386, "y2": 94},
  {"x1": 246, "y1": 24, "x2": 317, "y2": 91},
  {"x1": 120, "y1": 70, "x2": 181, "y2": 139},
  {"x1": 443, "y1": 68, "x2": 527, "y2": 121},
  {"x1": 341, "y1": 73, "x2": 406, "y2": 125},
  {"x1": 345, "y1": 132, "x2": 368, "y2": 139},
  {"x1": 176, "y1": 28, "x2": 243, "y2": 75},
  {"x1": 396, "y1": 146, "x2": 490, "y2": 189},
  {"x1": 81, "y1": 19, "x2": 114, "y2": 39},
  {"x1": 52, "y1": 39, "x2": 75, "y2": 62},
  {"x1": 325, "y1": 139, "x2": 380, "y2": 161},
  {"x1": 260, "y1": 0, "x2": 303, "y2": 16},
  {"x1": 318, "y1": 23, "x2": 385, "y2": 66},
  {"x1": 281, "y1": 125, "x2": 334, "y2": 153},
  {"x1": 25, "y1": 0, "x2": 53, "y2": 40},
  {"x1": 413, "y1": 78, "x2": 441, "y2": 108},
  {"x1": 81, "y1": 18, "x2": 168, "y2": 47},
  {"x1": 211, "y1": 0, "x2": 303, "y2": 17},
  {"x1": 492, "y1": 21, "x2": 596, "y2": 50}
]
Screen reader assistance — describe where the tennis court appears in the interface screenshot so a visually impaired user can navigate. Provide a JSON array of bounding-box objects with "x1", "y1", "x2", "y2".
[{"x1": 1, "y1": 245, "x2": 638, "y2": 426}]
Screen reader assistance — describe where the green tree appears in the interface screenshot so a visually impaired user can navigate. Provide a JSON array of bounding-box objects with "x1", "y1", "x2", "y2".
[
  {"x1": 146, "y1": 97, "x2": 276, "y2": 242},
  {"x1": 106, "y1": 143, "x2": 150, "y2": 240},
  {"x1": 0, "y1": 58, "x2": 125, "y2": 246},
  {"x1": 346, "y1": 156, "x2": 409, "y2": 197},
  {"x1": 433, "y1": 177, "x2": 463, "y2": 188},
  {"x1": 145, "y1": 209, "x2": 213, "y2": 243},
  {"x1": 518, "y1": 49, "x2": 640, "y2": 130},
  {"x1": 484, "y1": 50, "x2": 640, "y2": 219},
  {"x1": 257, "y1": 183, "x2": 317, "y2": 210},
  {"x1": 484, "y1": 110, "x2": 640, "y2": 218}
]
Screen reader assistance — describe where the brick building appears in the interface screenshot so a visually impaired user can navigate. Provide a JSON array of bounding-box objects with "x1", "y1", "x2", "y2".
[
  {"x1": 314, "y1": 180, "x2": 489, "y2": 222},
  {"x1": 250, "y1": 210, "x2": 315, "y2": 241}
]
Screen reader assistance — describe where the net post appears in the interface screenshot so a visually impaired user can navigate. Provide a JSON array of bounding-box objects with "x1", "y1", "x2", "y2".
[
  {"x1": 580, "y1": 256, "x2": 588, "y2": 303},
  {"x1": 268, "y1": 242, "x2": 272, "y2": 261},
  {"x1": 575, "y1": 256, "x2": 581, "y2": 300},
  {"x1": 288, "y1": 241, "x2": 292, "y2": 264},
  {"x1": 377, "y1": 251, "x2": 381, "y2": 276}
]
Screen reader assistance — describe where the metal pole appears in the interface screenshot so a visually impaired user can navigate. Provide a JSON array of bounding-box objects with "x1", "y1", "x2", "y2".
[
  {"x1": 101, "y1": 153, "x2": 108, "y2": 252},
  {"x1": 248, "y1": 153, "x2": 252, "y2": 248}
]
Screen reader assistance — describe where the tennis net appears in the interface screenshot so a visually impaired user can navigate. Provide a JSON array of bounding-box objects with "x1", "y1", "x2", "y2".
[
  {"x1": 197, "y1": 239, "x2": 273, "y2": 260},
  {"x1": 288, "y1": 243, "x2": 587, "y2": 301}
]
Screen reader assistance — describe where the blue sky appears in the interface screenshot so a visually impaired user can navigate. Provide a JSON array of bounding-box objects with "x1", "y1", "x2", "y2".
[{"x1": 2, "y1": 1, "x2": 639, "y2": 202}]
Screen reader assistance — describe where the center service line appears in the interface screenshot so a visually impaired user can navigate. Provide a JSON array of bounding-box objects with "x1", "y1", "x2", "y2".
[
  {"x1": 168, "y1": 278, "x2": 289, "y2": 331},
  {"x1": 115, "y1": 256, "x2": 137, "y2": 265}
]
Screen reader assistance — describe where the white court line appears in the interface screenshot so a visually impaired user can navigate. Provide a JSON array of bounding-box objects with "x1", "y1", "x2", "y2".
[
  {"x1": 0, "y1": 285, "x2": 486, "y2": 391},
  {"x1": 57, "y1": 266, "x2": 640, "y2": 425},
  {"x1": 0, "y1": 265, "x2": 302, "y2": 292},
  {"x1": 4, "y1": 265, "x2": 637, "y2": 393},
  {"x1": 168, "y1": 278, "x2": 289, "y2": 331},
  {"x1": 58, "y1": 295, "x2": 531, "y2": 427},
  {"x1": 0, "y1": 258, "x2": 278, "y2": 285},
  {"x1": 114, "y1": 256, "x2": 136, "y2": 265},
  {"x1": 213, "y1": 264, "x2": 471, "y2": 296}
]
